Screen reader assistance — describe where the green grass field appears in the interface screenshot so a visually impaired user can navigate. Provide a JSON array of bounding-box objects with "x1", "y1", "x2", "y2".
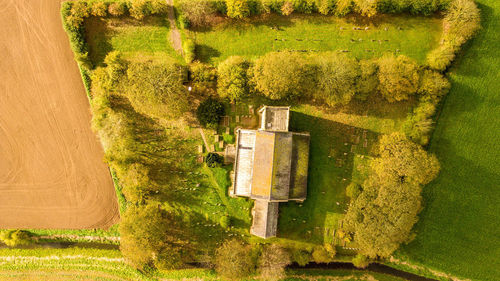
[
  {"x1": 187, "y1": 13, "x2": 442, "y2": 64},
  {"x1": 85, "y1": 16, "x2": 183, "y2": 66},
  {"x1": 393, "y1": 1, "x2": 500, "y2": 280}
]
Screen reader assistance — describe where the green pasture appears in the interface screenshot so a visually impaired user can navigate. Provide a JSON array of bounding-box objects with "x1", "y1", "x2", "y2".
[
  {"x1": 85, "y1": 16, "x2": 183, "y2": 66},
  {"x1": 187, "y1": 13, "x2": 442, "y2": 64},
  {"x1": 394, "y1": 1, "x2": 500, "y2": 280}
]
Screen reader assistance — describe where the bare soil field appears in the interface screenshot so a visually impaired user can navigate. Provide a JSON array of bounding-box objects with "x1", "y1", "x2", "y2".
[{"x1": 0, "y1": 0, "x2": 119, "y2": 228}]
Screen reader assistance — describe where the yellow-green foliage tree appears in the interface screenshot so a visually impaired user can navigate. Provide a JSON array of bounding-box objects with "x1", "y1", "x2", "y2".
[
  {"x1": 215, "y1": 239, "x2": 255, "y2": 279},
  {"x1": 0, "y1": 230, "x2": 33, "y2": 247},
  {"x1": 357, "y1": 59, "x2": 379, "y2": 100},
  {"x1": 258, "y1": 244, "x2": 291, "y2": 281},
  {"x1": 343, "y1": 133, "x2": 440, "y2": 258},
  {"x1": 251, "y1": 51, "x2": 314, "y2": 100},
  {"x1": 125, "y1": 62, "x2": 188, "y2": 120},
  {"x1": 316, "y1": 53, "x2": 361, "y2": 106},
  {"x1": 418, "y1": 69, "x2": 451, "y2": 102},
  {"x1": 378, "y1": 55, "x2": 420, "y2": 102},
  {"x1": 226, "y1": 0, "x2": 250, "y2": 18},
  {"x1": 217, "y1": 56, "x2": 250, "y2": 102},
  {"x1": 120, "y1": 204, "x2": 185, "y2": 270},
  {"x1": 373, "y1": 132, "x2": 440, "y2": 185}
]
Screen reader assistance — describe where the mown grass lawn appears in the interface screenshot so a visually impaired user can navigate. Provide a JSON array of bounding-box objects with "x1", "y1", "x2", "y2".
[
  {"x1": 187, "y1": 13, "x2": 442, "y2": 64},
  {"x1": 393, "y1": 1, "x2": 500, "y2": 280},
  {"x1": 85, "y1": 16, "x2": 183, "y2": 66}
]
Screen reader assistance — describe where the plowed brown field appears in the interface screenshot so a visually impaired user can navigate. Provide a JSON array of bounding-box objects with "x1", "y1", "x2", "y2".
[{"x1": 0, "y1": 0, "x2": 119, "y2": 229}]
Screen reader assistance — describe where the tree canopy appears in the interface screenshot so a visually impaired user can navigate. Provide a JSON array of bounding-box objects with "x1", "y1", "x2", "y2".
[
  {"x1": 217, "y1": 56, "x2": 250, "y2": 102},
  {"x1": 378, "y1": 55, "x2": 420, "y2": 102},
  {"x1": 215, "y1": 239, "x2": 255, "y2": 279}
]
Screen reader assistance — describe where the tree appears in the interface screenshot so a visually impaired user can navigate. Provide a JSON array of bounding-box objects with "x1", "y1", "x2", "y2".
[
  {"x1": 251, "y1": 51, "x2": 314, "y2": 100},
  {"x1": 104, "y1": 51, "x2": 128, "y2": 88},
  {"x1": 352, "y1": 254, "x2": 370, "y2": 268},
  {"x1": 116, "y1": 162, "x2": 158, "y2": 203},
  {"x1": 418, "y1": 70, "x2": 450, "y2": 102},
  {"x1": 402, "y1": 101, "x2": 437, "y2": 145},
  {"x1": 226, "y1": 0, "x2": 250, "y2": 18},
  {"x1": 108, "y1": 2, "x2": 127, "y2": 16},
  {"x1": 217, "y1": 56, "x2": 250, "y2": 101},
  {"x1": 316, "y1": 53, "x2": 360, "y2": 106},
  {"x1": 357, "y1": 59, "x2": 379, "y2": 100},
  {"x1": 179, "y1": 0, "x2": 216, "y2": 26},
  {"x1": 342, "y1": 177, "x2": 422, "y2": 258},
  {"x1": 196, "y1": 98, "x2": 225, "y2": 128},
  {"x1": 258, "y1": 244, "x2": 291, "y2": 281},
  {"x1": 378, "y1": 55, "x2": 420, "y2": 102},
  {"x1": 120, "y1": 204, "x2": 185, "y2": 270},
  {"x1": 215, "y1": 239, "x2": 255, "y2": 279},
  {"x1": 372, "y1": 132, "x2": 440, "y2": 185},
  {"x1": 0, "y1": 230, "x2": 34, "y2": 247},
  {"x1": 91, "y1": 2, "x2": 107, "y2": 17},
  {"x1": 291, "y1": 249, "x2": 311, "y2": 266},
  {"x1": 353, "y1": 0, "x2": 378, "y2": 17},
  {"x1": 129, "y1": 0, "x2": 152, "y2": 20},
  {"x1": 281, "y1": 1, "x2": 294, "y2": 15},
  {"x1": 125, "y1": 61, "x2": 188, "y2": 120}
]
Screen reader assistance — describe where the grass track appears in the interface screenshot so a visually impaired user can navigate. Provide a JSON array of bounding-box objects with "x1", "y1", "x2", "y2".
[{"x1": 395, "y1": 1, "x2": 500, "y2": 280}]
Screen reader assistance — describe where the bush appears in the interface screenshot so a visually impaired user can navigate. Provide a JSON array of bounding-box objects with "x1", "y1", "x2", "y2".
[
  {"x1": 215, "y1": 239, "x2": 255, "y2": 279},
  {"x1": 179, "y1": 0, "x2": 217, "y2": 27},
  {"x1": 377, "y1": 55, "x2": 420, "y2": 102},
  {"x1": 291, "y1": 249, "x2": 311, "y2": 266},
  {"x1": 402, "y1": 100, "x2": 437, "y2": 145},
  {"x1": 226, "y1": 0, "x2": 250, "y2": 18},
  {"x1": 117, "y1": 162, "x2": 157, "y2": 202},
  {"x1": 315, "y1": 53, "x2": 360, "y2": 106},
  {"x1": 217, "y1": 56, "x2": 250, "y2": 102},
  {"x1": 258, "y1": 244, "x2": 291, "y2": 281},
  {"x1": 251, "y1": 51, "x2": 314, "y2": 100},
  {"x1": 108, "y1": 2, "x2": 128, "y2": 16},
  {"x1": 353, "y1": 0, "x2": 378, "y2": 17},
  {"x1": 91, "y1": 2, "x2": 108, "y2": 17},
  {"x1": 183, "y1": 39, "x2": 196, "y2": 63},
  {"x1": 352, "y1": 254, "x2": 370, "y2": 268},
  {"x1": 150, "y1": 0, "x2": 168, "y2": 14},
  {"x1": 196, "y1": 98, "x2": 225, "y2": 128},
  {"x1": 346, "y1": 182, "x2": 362, "y2": 199},
  {"x1": 104, "y1": 51, "x2": 128, "y2": 87},
  {"x1": 426, "y1": 45, "x2": 456, "y2": 71},
  {"x1": 66, "y1": 1, "x2": 90, "y2": 28},
  {"x1": 0, "y1": 230, "x2": 34, "y2": 247},
  {"x1": 206, "y1": 152, "x2": 224, "y2": 167},
  {"x1": 220, "y1": 215, "x2": 231, "y2": 228},
  {"x1": 125, "y1": 61, "x2": 188, "y2": 120},
  {"x1": 312, "y1": 246, "x2": 333, "y2": 263},
  {"x1": 129, "y1": 0, "x2": 152, "y2": 20}
]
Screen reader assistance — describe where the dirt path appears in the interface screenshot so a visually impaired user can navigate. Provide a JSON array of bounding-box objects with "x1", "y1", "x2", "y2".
[
  {"x1": 0, "y1": 0, "x2": 119, "y2": 229},
  {"x1": 166, "y1": 0, "x2": 183, "y2": 53}
]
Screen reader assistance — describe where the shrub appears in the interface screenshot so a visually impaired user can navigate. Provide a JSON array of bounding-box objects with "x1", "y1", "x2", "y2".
[
  {"x1": 125, "y1": 61, "x2": 188, "y2": 120},
  {"x1": 335, "y1": 0, "x2": 353, "y2": 16},
  {"x1": 108, "y1": 2, "x2": 128, "y2": 16},
  {"x1": 217, "y1": 56, "x2": 250, "y2": 102},
  {"x1": 104, "y1": 51, "x2": 128, "y2": 87},
  {"x1": 258, "y1": 244, "x2": 291, "y2": 281},
  {"x1": 196, "y1": 98, "x2": 225, "y2": 128},
  {"x1": 357, "y1": 59, "x2": 379, "y2": 100},
  {"x1": 251, "y1": 51, "x2": 314, "y2": 100},
  {"x1": 346, "y1": 182, "x2": 362, "y2": 199},
  {"x1": 0, "y1": 230, "x2": 34, "y2": 247},
  {"x1": 67, "y1": 1, "x2": 90, "y2": 28},
  {"x1": 215, "y1": 239, "x2": 255, "y2": 279},
  {"x1": 117, "y1": 162, "x2": 157, "y2": 202},
  {"x1": 179, "y1": 0, "x2": 217, "y2": 27},
  {"x1": 129, "y1": 0, "x2": 152, "y2": 20},
  {"x1": 353, "y1": 0, "x2": 378, "y2": 17},
  {"x1": 317, "y1": 0, "x2": 335, "y2": 15},
  {"x1": 91, "y1": 2, "x2": 108, "y2": 17},
  {"x1": 281, "y1": 1, "x2": 294, "y2": 15},
  {"x1": 220, "y1": 215, "x2": 231, "y2": 228},
  {"x1": 378, "y1": 55, "x2": 420, "y2": 102},
  {"x1": 183, "y1": 39, "x2": 196, "y2": 63},
  {"x1": 426, "y1": 45, "x2": 456, "y2": 71},
  {"x1": 291, "y1": 249, "x2": 311, "y2": 266},
  {"x1": 226, "y1": 0, "x2": 250, "y2": 18},
  {"x1": 312, "y1": 246, "x2": 333, "y2": 263},
  {"x1": 315, "y1": 53, "x2": 360, "y2": 106},
  {"x1": 206, "y1": 152, "x2": 224, "y2": 167},
  {"x1": 402, "y1": 100, "x2": 437, "y2": 145},
  {"x1": 352, "y1": 254, "x2": 370, "y2": 268},
  {"x1": 418, "y1": 70, "x2": 450, "y2": 102}
]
